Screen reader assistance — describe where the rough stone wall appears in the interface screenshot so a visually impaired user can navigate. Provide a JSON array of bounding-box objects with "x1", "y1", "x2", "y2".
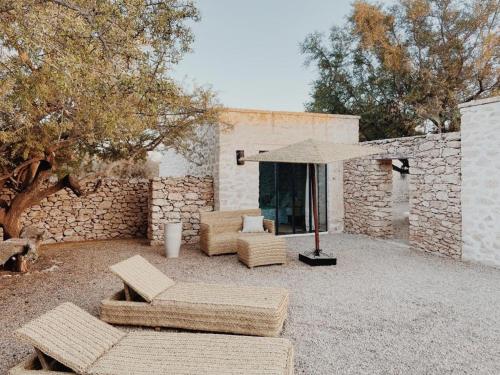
[
  {"x1": 148, "y1": 176, "x2": 214, "y2": 245},
  {"x1": 0, "y1": 179, "x2": 149, "y2": 243},
  {"x1": 460, "y1": 97, "x2": 500, "y2": 268},
  {"x1": 344, "y1": 159, "x2": 393, "y2": 237},
  {"x1": 344, "y1": 133, "x2": 462, "y2": 258}
]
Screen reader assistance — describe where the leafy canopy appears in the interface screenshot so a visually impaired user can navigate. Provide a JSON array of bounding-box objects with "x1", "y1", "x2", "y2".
[
  {"x1": 302, "y1": 0, "x2": 499, "y2": 140},
  {"x1": 0, "y1": 0, "x2": 219, "y2": 182}
]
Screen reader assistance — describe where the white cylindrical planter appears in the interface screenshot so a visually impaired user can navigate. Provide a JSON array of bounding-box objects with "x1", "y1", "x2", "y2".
[{"x1": 164, "y1": 222, "x2": 182, "y2": 258}]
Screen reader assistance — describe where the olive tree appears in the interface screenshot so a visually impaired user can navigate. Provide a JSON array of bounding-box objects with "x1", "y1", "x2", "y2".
[
  {"x1": 302, "y1": 0, "x2": 499, "y2": 140},
  {"x1": 0, "y1": 0, "x2": 219, "y2": 239}
]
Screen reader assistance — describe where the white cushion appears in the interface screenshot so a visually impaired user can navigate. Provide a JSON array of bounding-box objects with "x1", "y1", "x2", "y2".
[{"x1": 241, "y1": 215, "x2": 265, "y2": 233}]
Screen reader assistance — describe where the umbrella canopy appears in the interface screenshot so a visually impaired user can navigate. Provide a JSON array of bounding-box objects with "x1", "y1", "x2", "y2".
[
  {"x1": 244, "y1": 138, "x2": 384, "y2": 164},
  {"x1": 244, "y1": 138, "x2": 385, "y2": 265}
]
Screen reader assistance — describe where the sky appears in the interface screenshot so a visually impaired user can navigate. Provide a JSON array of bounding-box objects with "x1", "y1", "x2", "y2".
[{"x1": 172, "y1": 0, "x2": 358, "y2": 112}]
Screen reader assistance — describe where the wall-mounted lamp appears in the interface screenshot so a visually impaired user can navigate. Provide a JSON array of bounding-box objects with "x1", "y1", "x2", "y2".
[{"x1": 236, "y1": 150, "x2": 245, "y2": 165}]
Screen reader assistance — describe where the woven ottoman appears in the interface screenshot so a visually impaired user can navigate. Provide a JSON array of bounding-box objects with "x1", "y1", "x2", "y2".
[{"x1": 237, "y1": 235, "x2": 287, "y2": 268}]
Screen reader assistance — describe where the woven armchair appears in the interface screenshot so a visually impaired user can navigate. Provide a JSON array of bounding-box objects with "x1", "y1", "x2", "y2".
[{"x1": 200, "y1": 209, "x2": 275, "y2": 256}]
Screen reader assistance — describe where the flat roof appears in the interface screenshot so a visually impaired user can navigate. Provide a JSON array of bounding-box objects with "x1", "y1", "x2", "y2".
[
  {"x1": 222, "y1": 107, "x2": 361, "y2": 120},
  {"x1": 458, "y1": 96, "x2": 500, "y2": 109}
]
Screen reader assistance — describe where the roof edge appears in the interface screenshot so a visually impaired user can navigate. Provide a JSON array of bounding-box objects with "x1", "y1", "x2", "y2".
[
  {"x1": 458, "y1": 96, "x2": 500, "y2": 110},
  {"x1": 222, "y1": 107, "x2": 361, "y2": 119}
]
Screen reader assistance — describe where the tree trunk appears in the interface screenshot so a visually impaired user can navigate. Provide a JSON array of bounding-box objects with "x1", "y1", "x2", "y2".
[
  {"x1": 2, "y1": 192, "x2": 32, "y2": 240},
  {"x1": 2, "y1": 205, "x2": 26, "y2": 240},
  {"x1": 1, "y1": 169, "x2": 84, "y2": 241},
  {"x1": 3, "y1": 213, "x2": 22, "y2": 240}
]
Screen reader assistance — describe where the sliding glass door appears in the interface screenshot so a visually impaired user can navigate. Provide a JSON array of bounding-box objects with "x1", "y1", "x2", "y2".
[{"x1": 259, "y1": 161, "x2": 327, "y2": 235}]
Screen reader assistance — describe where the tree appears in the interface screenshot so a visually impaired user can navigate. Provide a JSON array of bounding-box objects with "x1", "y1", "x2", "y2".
[
  {"x1": 0, "y1": 0, "x2": 219, "y2": 240},
  {"x1": 302, "y1": 0, "x2": 499, "y2": 140}
]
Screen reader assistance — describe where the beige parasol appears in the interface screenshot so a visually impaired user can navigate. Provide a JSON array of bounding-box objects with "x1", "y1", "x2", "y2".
[
  {"x1": 244, "y1": 138, "x2": 383, "y2": 164},
  {"x1": 244, "y1": 138, "x2": 384, "y2": 265}
]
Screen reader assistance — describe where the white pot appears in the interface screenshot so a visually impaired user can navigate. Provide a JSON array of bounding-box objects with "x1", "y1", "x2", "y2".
[{"x1": 164, "y1": 222, "x2": 182, "y2": 258}]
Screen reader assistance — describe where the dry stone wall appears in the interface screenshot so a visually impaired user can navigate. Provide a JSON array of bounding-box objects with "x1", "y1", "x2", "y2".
[
  {"x1": 344, "y1": 133, "x2": 462, "y2": 258},
  {"x1": 344, "y1": 159, "x2": 394, "y2": 238},
  {"x1": 148, "y1": 176, "x2": 214, "y2": 245},
  {"x1": 0, "y1": 179, "x2": 149, "y2": 243}
]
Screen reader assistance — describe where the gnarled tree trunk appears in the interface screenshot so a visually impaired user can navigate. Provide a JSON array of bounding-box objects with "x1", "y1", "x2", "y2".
[
  {"x1": 2, "y1": 213, "x2": 23, "y2": 240},
  {"x1": 2, "y1": 193, "x2": 33, "y2": 240},
  {"x1": 1, "y1": 166, "x2": 84, "y2": 272},
  {"x1": 1, "y1": 160, "x2": 83, "y2": 241}
]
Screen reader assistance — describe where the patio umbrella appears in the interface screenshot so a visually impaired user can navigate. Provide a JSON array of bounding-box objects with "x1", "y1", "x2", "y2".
[{"x1": 244, "y1": 138, "x2": 383, "y2": 266}]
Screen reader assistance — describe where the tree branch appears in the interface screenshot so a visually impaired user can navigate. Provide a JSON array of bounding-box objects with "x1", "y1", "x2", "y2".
[
  {"x1": 35, "y1": 175, "x2": 83, "y2": 205},
  {"x1": 0, "y1": 157, "x2": 45, "y2": 187}
]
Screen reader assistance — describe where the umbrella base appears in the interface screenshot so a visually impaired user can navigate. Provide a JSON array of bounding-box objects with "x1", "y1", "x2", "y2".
[{"x1": 299, "y1": 250, "x2": 337, "y2": 266}]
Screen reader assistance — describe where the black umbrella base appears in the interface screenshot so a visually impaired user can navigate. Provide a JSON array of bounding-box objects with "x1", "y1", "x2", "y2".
[{"x1": 299, "y1": 250, "x2": 337, "y2": 266}]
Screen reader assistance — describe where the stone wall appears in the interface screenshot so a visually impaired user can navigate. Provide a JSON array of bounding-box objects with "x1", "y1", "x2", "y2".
[
  {"x1": 460, "y1": 97, "x2": 500, "y2": 268},
  {"x1": 344, "y1": 133, "x2": 462, "y2": 258},
  {"x1": 0, "y1": 179, "x2": 149, "y2": 243},
  {"x1": 344, "y1": 159, "x2": 394, "y2": 237},
  {"x1": 148, "y1": 176, "x2": 214, "y2": 245}
]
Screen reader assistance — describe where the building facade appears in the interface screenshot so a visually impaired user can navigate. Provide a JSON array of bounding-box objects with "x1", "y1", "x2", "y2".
[{"x1": 158, "y1": 108, "x2": 360, "y2": 234}]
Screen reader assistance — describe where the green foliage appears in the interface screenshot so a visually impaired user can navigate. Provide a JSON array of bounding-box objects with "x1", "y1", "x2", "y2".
[
  {"x1": 302, "y1": 0, "x2": 499, "y2": 140},
  {"x1": 0, "y1": 0, "x2": 219, "y2": 178}
]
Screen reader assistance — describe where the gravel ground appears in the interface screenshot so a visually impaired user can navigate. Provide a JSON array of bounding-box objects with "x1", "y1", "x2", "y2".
[{"x1": 1, "y1": 234, "x2": 499, "y2": 375}]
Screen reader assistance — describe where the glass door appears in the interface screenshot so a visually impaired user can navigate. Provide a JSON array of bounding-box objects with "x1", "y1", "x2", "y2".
[
  {"x1": 259, "y1": 161, "x2": 327, "y2": 235},
  {"x1": 258, "y1": 161, "x2": 277, "y2": 225}
]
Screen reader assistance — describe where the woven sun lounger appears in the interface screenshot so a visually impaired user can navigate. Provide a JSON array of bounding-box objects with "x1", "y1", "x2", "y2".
[
  {"x1": 10, "y1": 303, "x2": 294, "y2": 375},
  {"x1": 100, "y1": 255, "x2": 289, "y2": 337}
]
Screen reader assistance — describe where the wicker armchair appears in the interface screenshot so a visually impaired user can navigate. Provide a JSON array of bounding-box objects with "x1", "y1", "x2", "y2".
[{"x1": 200, "y1": 209, "x2": 275, "y2": 256}]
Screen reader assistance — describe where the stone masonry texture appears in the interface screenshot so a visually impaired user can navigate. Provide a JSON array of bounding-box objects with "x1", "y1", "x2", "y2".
[
  {"x1": 344, "y1": 159, "x2": 394, "y2": 238},
  {"x1": 1, "y1": 176, "x2": 214, "y2": 246},
  {"x1": 344, "y1": 133, "x2": 462, "y2": 258},
  {"x1": 0, "y1": 179, "x2": 149, "y2": 243},
  {"x1": 148, "y1": 176, "x2": 214, "y2": 245}
]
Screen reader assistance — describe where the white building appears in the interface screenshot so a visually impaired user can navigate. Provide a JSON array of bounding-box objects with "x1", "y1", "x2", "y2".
[{"x1": 157, "y1": 108, "x2": 360, "y2": 235}]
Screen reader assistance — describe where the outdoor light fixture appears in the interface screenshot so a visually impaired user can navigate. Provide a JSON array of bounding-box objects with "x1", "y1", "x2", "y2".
[{"x1": 236, "y1": 150, "x2": 245, "y2": 165}]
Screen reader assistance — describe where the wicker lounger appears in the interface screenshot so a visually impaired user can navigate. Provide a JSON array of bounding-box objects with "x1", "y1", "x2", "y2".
[
  {"x1": 100, "y1": 255, "x2": 289, "y2": 337},
  {"x1": 10, "y1": 303, "x2": 294, "y2": 375}
]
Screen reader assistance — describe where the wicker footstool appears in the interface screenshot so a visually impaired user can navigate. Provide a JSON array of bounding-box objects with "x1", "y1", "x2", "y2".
[{"x1": 237, "y1": 235, "x2": 287, "y2": 268}]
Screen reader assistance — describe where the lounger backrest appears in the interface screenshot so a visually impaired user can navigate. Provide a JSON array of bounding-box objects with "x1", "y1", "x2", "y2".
[
  {"x1": 15, "y1": 302, "x2": 125, "y2": 374},
  {"x1": 110, "y1": 255, "x2": 175, "y2": 302}
]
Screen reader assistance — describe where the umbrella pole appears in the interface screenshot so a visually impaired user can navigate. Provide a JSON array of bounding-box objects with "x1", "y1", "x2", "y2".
[
  {"x1": 298, "y1": 163, "x2": 336, "y2": 266},
  {"x1": 310, "y1": 163, "x2": 321, "y2": 255}
]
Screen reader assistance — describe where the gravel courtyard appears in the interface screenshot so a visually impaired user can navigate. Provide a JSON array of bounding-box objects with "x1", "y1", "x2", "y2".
[{"x1": 1, "y1": 234, "x2": 499, "y2": 374}]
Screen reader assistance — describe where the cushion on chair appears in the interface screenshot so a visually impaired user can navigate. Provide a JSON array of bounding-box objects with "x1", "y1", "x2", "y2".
[{"x1": 241, "y1": 215, "x2": 265, "y2": 233}]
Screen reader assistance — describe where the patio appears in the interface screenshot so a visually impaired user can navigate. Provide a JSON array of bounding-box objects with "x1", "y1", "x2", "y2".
[{"x1": 1, "y1": 234, "x2": 499, "y2": 374}]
